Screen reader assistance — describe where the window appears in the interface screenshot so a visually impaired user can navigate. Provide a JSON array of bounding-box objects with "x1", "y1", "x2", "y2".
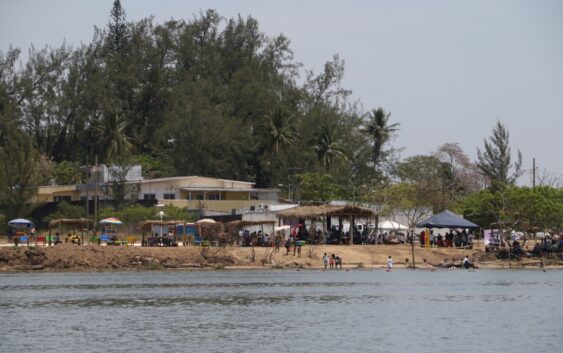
[
  {"x1": 207, "y1": 193, "x2": 220, "y2": 200},
  {"x1": 143, "y1": 194, "x2": 156, "y2": 200},
  {"x1": 163, "y1": 193, "x2": 176, "y2": 200},
  {"x1": 54, "y1": 196, "x2": 72, "y2": 202}
]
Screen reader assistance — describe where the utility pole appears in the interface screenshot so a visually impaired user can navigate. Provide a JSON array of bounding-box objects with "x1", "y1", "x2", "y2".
[
  {"x1": 94, "y1": 154, "x2": 98, "y2": 237},
  {"x1": 532, "y1": 158, "x2": 536, "y2": 189}
]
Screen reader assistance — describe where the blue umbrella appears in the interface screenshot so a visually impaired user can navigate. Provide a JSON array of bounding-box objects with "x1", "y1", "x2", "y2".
[{"x1": 8, "y1": 218, "x2": 34, "y2": 228}]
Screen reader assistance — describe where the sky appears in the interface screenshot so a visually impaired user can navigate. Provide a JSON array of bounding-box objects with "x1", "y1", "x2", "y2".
[{"x1": 1, "y1": 0, "x2": 562, "y2": 183}]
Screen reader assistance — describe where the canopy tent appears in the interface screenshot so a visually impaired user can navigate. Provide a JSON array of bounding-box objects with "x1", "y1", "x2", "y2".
[
  {"x1": 378, "y1": 220, "x2": 408, "y2": 231},
  {"x1": 416, "y1": 210, "x2": 479, "y2": 229},
  {"x1": 274, "y1": 225, "x2": 291, "y2": 232}
]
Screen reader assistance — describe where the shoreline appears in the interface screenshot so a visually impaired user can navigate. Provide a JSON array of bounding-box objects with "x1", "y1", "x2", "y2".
[{"x1": 0, "y1": 243, "x2": 561, "y2": 273}]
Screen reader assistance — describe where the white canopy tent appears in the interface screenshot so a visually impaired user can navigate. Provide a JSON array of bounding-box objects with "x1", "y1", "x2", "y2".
[{"x1": 378, "y1": 220, "x2": 408, "y2": 231}]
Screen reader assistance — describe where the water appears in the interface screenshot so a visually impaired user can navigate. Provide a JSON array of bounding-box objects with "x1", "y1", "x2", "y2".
[{"x1": 1, "y1": 269, "x2": 562, "y2": 353}]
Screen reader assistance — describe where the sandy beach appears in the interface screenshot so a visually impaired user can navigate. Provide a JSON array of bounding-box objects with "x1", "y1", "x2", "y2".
[{"x1": 1, "y1": 242, "x2": 561, "y2": 272}]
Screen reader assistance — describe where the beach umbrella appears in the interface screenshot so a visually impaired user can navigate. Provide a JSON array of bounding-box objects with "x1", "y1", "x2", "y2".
[
  {"x1": 8, "y1": 218, "x2": 34, "y2": 228},
  {"x1": 99, "y1": 217, "x2": 123, "y2": 225},
  {"x1": 196, "y1": 218, "x2": 216, "y2": 224}
]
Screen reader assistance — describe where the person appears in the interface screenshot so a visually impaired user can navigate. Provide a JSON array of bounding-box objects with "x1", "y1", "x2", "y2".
[
  {"x1": 335, "y1": 255, "x2": 342, "y2": 269},
  {"x1": 285, "y1": 238, "x2": 291, "y2": 255},
  {"x1": 322, "y1": 253, "x2": 329, "y2": 270},
  {"x1": 386, "y1": 256, "x2": 393, "y2": 271},
  {"x1": 296, "y1": 241, "x2": 302, "y2": 258},
  {"x1": 463, "y1": 255, "x2": 470, "y2": 269},
  {"x1": 429, "y1": 230, "x2": 435, "y2": 248},
  {"x1": 274, "y1": 235, "x2": 281, "y2": 253},
  {"x1": 329, "y1": 254, "x2": 335, "y2": 269}
]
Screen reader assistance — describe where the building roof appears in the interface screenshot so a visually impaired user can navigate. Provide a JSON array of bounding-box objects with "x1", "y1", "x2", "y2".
[{"x1": 180, "y1": 187, "x2": 280, "y2": 192}]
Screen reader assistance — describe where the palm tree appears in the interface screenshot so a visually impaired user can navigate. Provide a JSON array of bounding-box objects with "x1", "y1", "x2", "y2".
[
  {"x1": 312, "y1": 123, "x2": 347, "y2": 171},
  {"x1": 362, "y1": 108, "x2": 400, "y2": 173},
  {"x1": 258, "y1": 107, "x2": 298, "y2": 155},
  {"x1": 97, "y1": 110, "x2": 133, "y2": 162}
]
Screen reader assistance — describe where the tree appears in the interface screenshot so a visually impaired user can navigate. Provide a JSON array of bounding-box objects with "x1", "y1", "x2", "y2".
[
  {"x1": 476, "y1": 121, "x2": 522, "y2": 191},
  {"x1": 434, "y1": 143, "x2": 484, "y2": 208},
  {"x1": 0, "y1": 133, "x2": 40, "y2": 220},
  {"x1": 297, "y1": 172, "x2": 342, "y2": 204},
  {"x1": 394, "y1": 155, "x2": 445, "y2": 211},
  {"x1": 257, "y1": 107, "x2": 298, "y2": 156},
  {"x1": 311, "y1": 122, "x2": 347, "y2": 171},
  {"x1": 362, "y1": 108, "x2": 400, "y2": 175},
  {"x1": 107, "y1": 0, "x2": 129, "y2": 55},
  {"x1": 462, "y1": 186, "x2": 563, "y2": 231},
  {"x1": 95, "y1": 110, "x2": 134, "y2": 163},
  {"x1": 43, "y1": 201, "x2": 86, "y2": 222}
]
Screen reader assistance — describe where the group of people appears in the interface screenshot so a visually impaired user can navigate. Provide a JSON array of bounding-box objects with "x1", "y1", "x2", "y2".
[
  {"x1": 419, "y1": 229, "x2": 474, "y2": 248},
  {"x1": 322, "y1": 253, "x2": 343, "y2": 270},
  {"x1": 284, "y1": 237, "x2": 303, "y2": 257}
]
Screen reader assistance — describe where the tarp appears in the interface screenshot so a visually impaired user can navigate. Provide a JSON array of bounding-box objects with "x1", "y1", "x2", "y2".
[
  {"x1": 416, "y1": 210, "x2": 479, "y2": 229},
  {"x1": 378, "y1": 220, "x2": 408, "y2": 231},
  {"x1": 274, "y1": 225, "x2": 291, "y2": 232}
]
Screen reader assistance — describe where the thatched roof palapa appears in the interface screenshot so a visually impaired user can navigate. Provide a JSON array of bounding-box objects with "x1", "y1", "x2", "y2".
[
  {"x1": 277, "y1": 205, "x2": 377, "y2": 219},
  {"x1": 49, "y1": 218, "x2": 92, "y2": 228},
  {"x1": 140, "y1": 220, "x2": 192, "y2": 231}
]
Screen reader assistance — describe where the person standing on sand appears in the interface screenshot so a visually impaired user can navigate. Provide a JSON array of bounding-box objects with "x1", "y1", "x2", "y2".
[
  {"x1": 386, "y1": 256, "x2": 393, "y2": 271},
  {"x1": 329, "y1": 254, "x2": 335, "y2": 269},
  {"x1": 335, "y1": 255, "x2": 342, "y2": 269},
  {"x1": 322, "y1": 253, "x2": 329, "y2": 270},
  {"x1": 285, "y1": 238, "x2": 291, "y2": 255}
]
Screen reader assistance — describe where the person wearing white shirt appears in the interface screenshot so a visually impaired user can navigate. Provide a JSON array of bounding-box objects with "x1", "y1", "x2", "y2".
[{"x1": 386, "y1": 256, "x2": 393, "y2": 271}]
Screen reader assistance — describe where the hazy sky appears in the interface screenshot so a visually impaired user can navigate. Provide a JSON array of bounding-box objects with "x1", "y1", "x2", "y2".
[{"x1": 1, "y1": 0, "x2": 562, "y2": 183}]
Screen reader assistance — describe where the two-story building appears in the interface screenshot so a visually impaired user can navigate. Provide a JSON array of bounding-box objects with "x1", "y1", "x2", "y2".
[{"x1": 34, "y1": 165, "x2": 280, "y2": 214}]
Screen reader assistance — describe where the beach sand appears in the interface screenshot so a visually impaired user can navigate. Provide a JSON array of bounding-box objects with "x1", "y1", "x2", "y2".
[{"x1": 0, "y1": 242, "x2": 561, "y2": 272}]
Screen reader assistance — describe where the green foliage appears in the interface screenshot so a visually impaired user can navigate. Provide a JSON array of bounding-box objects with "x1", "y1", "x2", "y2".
[
  {"x1": 54, "y1": 161, "x2": 83, "y2": 185},
  {"x1": 476, "y1": 121, "x2": 522, "y2": 191},
  {"x1": 97, "y1": 204, "x2": 193, "y2": 227},
  {"x1": 132, "y1": 154, "x2": 175, "y2": 179},
  {"x1": 362, "y1": 107, "x2": 400, "y2": 176},
  {"x1": 394, "y1": 155, "x2": 444, "y2": 211},
  {"x1": 43, "y1": 201, "x2": 86, "y2": 222},
  {"x1": 161, "y1": 204, "x2": 194, "y2": 222},
  {"x1": 297, "y1": 173, "x2": 342, "y2": 204},
  {"x1": 383, "y1": 183, "x2": 433, "y2": 228},
  {"x1": 0, "y1": 132, "x2": 39, "y2": 221},
  {"x1": 462, "y1": 185, "x2": 563, "y2": 230}
]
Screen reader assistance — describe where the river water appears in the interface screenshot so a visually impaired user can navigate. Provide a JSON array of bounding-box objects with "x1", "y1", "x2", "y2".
[{"x1": 0, "y1": 269, "x2": 561, "y2": 353}]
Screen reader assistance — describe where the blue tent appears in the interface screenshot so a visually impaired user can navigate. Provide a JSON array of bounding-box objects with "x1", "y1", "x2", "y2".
[{"x1": 416, "y1": 210, "x2": 479, "y2": 229}]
